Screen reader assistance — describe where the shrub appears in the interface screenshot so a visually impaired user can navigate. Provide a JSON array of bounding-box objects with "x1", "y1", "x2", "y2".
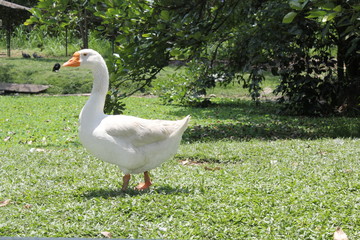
[{"x1": 0, "y1": 64, "x2": 13, "y2": 83}]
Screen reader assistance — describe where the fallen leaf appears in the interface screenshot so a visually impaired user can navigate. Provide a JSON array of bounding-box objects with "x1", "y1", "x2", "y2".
[
  {"x1": 317, "y1": 151, "x2": 327, "y2": 156},
  {"x1": 24, "y1": 204, "x2": 32, "y2": 209},
  {"x1": 179, "y1": 159, "x2": 203, "y2": 166},
  {"x1": 204, "y1": 166, "x2": 221, "y2": 171},
  {"x1": 270, "y1": 160, "x2": 278, "y2": 165},
  {"x1": 101, "y1": 231, "x2": 112, "y2": 238},
  {"x1": 0, "y1": 199, "x2": 11, "y2": 207},
  {"x1": 292, "y1": 162, "x2": 299, "y2": 167},
  {"x1": 4, "y1": 136, "x2": 11, "y2": 142},
  {"x1": 180, "y1": 160, "x2": 190, "y2": 165},
  {"x1": 29, "y1": 148, "x2": 46, "y2": 153},
  {"x1": 334, "y1": 227, "x2": 348, "y2": 240}
]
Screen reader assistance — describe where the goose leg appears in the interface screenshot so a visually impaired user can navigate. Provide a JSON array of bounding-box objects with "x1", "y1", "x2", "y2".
[
  {"x1": 122, "y1": 174, "x2": 131, "y2": 191},
  {"x1": 135, "y1": 171, "x2": 152, "y2": 190}
]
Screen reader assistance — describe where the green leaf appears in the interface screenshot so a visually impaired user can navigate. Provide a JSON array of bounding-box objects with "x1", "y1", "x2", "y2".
[
  {"x1": 24, "y1": 17, "x2": 35, "y2": 26},
  {"x1": 142, "y1": 33, "x2": 152, "y2": 38},
  {"x1": 289, "y1": 0, "x2": 308, "y2": 10},
  {"x1": 160, "y1": 10, "x2": 170, "y2": 21},
  {"x1": 352, "y1": 4, "x2": 360, "y2": 11},
  {"x1": 37, "y1": 1, "x2": 52, "y2": 9},
  {"x1": 191, "y1": 31, "x2": 202, "y2": 40},
  {"x1": 319, "y1": 2, "x2": 336, "y2": 10},
  {"x1": 306, "y1": 10, "x2": 327, "y2": 19},
  {"x1": 170, "y1": 48, "x2": 181, "y2": 57},
  {"x1": 60, "y1": 22, "x2": 69, "y2": 28},
  {"x1": 322, "y1": 12, "x2": 337, "y2": 22},
  {"x1": 31, "y1": 8, "x2": 43, "y2": 19},
  {"x1": 283, "y1": 12, "x2": 298, "y2": 24},
  {"x1": 333, "y1": 5, "x2": 342, "y2": 12},
  {"x1": 176, "y1": 31, "x2": 185, "y2": 37}
]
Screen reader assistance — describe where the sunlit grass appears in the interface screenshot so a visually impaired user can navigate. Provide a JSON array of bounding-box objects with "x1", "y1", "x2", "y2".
[{"x1": 1, "y1": 95, "x2": 360, "y2": 239}]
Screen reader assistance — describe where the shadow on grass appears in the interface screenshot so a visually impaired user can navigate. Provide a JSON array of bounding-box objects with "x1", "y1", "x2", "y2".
[
  {"x1": 5, "y1": 57, "x2": 66, "y2": 63},
  {"x1": 153, "y1": 185, "x2": 192, "y2": 195},
  {"x1": 80, "y1": 188, "x2": 140, "y2": 198},
  {"x1": 169, "y1": 99, "x2": 360, "y2": 142},
  {"x1": 81, "y1": 185, "x2": 191, "y2": 199}
]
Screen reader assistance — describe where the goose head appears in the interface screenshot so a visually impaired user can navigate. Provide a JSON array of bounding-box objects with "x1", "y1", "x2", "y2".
[{"x1": 63, "y1": 49, "x2": 104, "y2": 69}]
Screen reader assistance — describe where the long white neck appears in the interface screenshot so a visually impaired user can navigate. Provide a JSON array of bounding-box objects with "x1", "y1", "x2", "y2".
[{"x1": 80, "y1": 60, "x2": 109, "y2": 121}]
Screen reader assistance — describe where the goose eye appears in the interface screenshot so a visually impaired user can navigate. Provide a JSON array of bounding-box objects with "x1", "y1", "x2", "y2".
[{"x1": 83, "y1": 53, "x2": 88, "y2": 56}]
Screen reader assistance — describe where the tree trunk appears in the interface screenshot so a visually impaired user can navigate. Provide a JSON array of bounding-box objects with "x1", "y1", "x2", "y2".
[
  {"x1": 78, "y1": 7, "x2": 89, "y2": 49},
  {"x1": 83, "y1": 8, "x2": 89, "y2": 49},
  {"x1": 65, "y1": 26, "x2": 68, "y2": 56},
  {"x1": 336, "y1": 40, "x2": 345, "y2": 83},
  {"x1": 6, "y1": 24, "x2": 11, "y2": 57},
  {"x1": 334, "y1": 1, "x2": 360, "y2": 111},
  {"x1": 335, "y1": 26, "x2": 360, "y2": 110}
]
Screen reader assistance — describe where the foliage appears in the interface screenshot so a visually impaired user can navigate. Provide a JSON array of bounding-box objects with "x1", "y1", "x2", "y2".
[
  {"x1": 87, "y1": 0, "x2": 276, "y2": 106},
  {"x1": 273, "y1": 44, "x2": 340, "y2": 115},
  {"x1": 93, "y1": 0, "x2": 170, "y2": 112},
  {"x1": 93, "y1": 0, "x2": 360, "y2": 115},
  {"x1": 1, "y1": 96, "x2": 360, "y2": 239},
  {"x1": 89, "y1": 0, "x2": 269, "y2": 108},
  {"x1": 153, "y1": 62, "x2": 215, "y2": 106},
  {"x1": 22, "y1": 0, "x2": 360, "y2": 115},
  {"x1": 24, "y1": 0, "x2": 105, "y2": 49},
  {"x1": 279, "y1": 0, "x2": 360, "y2": 115},
  {"x1": 0, "y1": 64, "x2": 13, "y2": 83}
]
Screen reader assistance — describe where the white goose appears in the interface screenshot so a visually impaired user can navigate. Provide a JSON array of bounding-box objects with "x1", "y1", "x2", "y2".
[{"x1": 63, "y1": 49, "x2": 190, "y2": 191}]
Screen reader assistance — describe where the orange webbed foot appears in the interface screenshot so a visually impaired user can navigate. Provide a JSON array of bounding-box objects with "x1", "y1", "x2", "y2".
[
  {"x1": 134, "y1": 171, "x2": 152, "y2": 190},
  {"x1": 135, "y1": 181, "x2": 152, "y2": 190}
]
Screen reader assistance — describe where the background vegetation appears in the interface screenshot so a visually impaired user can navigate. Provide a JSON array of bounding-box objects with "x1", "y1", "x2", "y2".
[
  {"x1": 2, "y1": 0, "x2": 358, "y2": 115},
  {"x1": 0, "y1": 27, "x2": 279, "y2": 97}
]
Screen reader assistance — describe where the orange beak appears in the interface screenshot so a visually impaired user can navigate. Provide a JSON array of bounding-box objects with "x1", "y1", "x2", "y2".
[{"x1": 63, "y1": 52, "x2": 81, "y2": 67}]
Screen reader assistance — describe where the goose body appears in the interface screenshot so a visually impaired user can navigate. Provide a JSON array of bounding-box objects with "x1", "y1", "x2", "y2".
[{"x1": 63, "y1": 49, "x2": 190, "y2": 190}]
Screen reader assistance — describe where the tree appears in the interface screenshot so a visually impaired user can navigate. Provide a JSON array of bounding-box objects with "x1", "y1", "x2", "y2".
[
  {"x1": 99, "y1": 0, "x2": 359, "y2": 115},
  {"x1": 280, "y1": 0, "x2": 360, "y2": 115},
  {"x1": 24, "y1": 0, "x2": 103, "y2": 52},
  {"x1": 96, "y1": 0, "x2": 277, "y2": 109},
  {"x1": 24, "y1": 0, "x2": 359, "y2": 115}
]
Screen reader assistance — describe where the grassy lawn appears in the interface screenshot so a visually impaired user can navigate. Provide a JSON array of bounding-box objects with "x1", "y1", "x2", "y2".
[
  {"x1": 1, "y1": 52, "x2": 279, "y2": 98},
  {"x1": 0, "y1": 54, "x2": 93, "y2": 94},
  {"x1": 1, "y1": 95, "x2": 360, "y2": 239}
]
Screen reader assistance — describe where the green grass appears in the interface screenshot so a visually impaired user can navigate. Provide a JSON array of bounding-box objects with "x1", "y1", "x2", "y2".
[
  {"x1": 0, "y1": 53, "x2": 279, "y2": 97},
  {"x1": 152, "y1": 66, "x2": 280, "y2": 101},
  {"x1": 0, "y1": 56, "x2": 94, "y2": 94},
  {"x1": 1, "y1": 95, "x2": 360, "y2": 239}
]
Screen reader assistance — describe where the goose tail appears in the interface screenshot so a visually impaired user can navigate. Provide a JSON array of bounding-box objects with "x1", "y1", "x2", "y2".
[{"x1": 171, "y1": 115, "x2": 191, "y2": 138}]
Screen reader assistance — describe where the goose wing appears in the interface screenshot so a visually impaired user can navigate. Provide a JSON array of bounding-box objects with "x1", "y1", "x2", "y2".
[{"x1": 100, "y1": 115, "x2": 183, "y2": 147}]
